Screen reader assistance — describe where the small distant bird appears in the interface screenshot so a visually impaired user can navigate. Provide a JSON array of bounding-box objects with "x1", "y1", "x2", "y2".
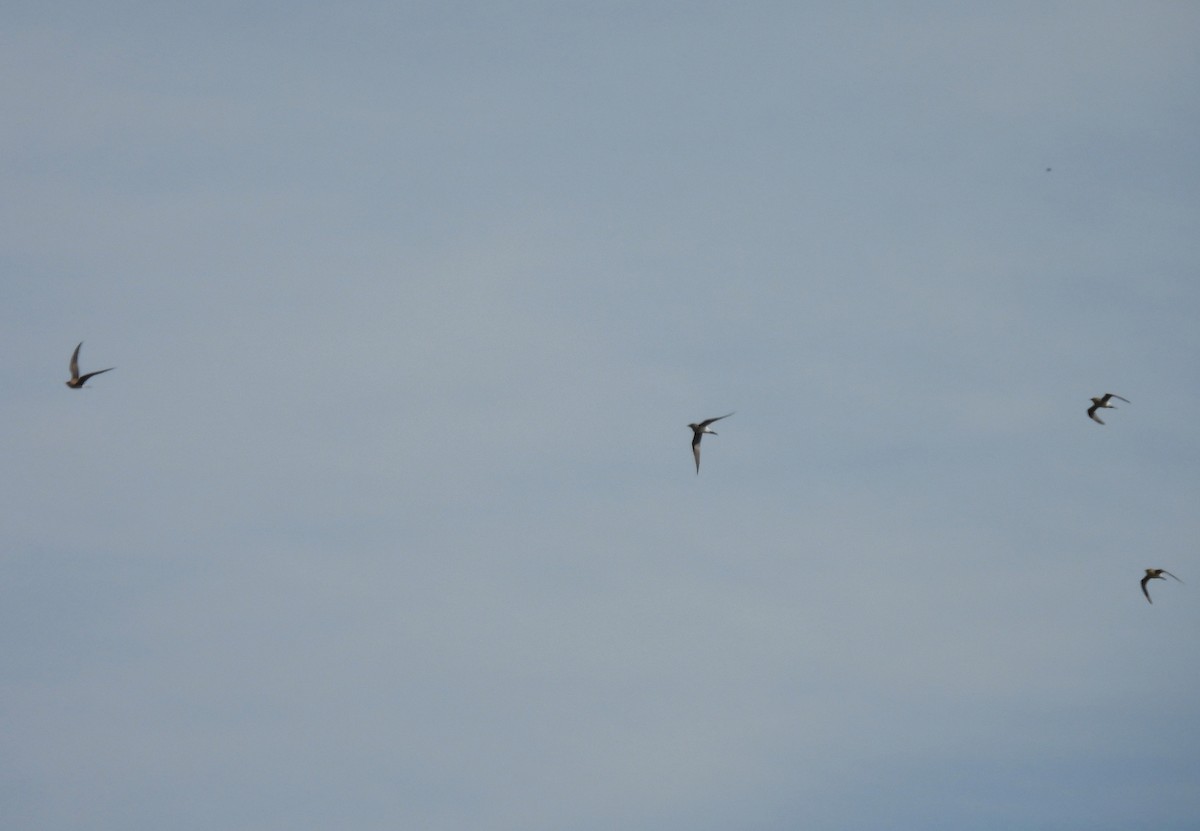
[
  {"x1": 689, "y1": 412, "x2": 733, "y2": 474},
  {"x1": 66, "y1": 342, "x2": 114, "y2": 389},
  {"x1": 1087, "y1": 393, "x2": 1129, "y2": 425},
  {"x1": 1141, "y1": 568, "x2": 1183, "y2": 604}
]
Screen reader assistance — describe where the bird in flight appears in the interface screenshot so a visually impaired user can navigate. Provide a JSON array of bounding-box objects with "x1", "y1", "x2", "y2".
[
  {"x1": 688, "y1": 412, "x2": 733, "y2": 474},
  {"x1": 1141, "y1": 568, "x2": 1183, "y2": 604},
  {"x1": 66, "y1": 342, "x2": 115, "y2": 389},
  {"x1": 1087, "y1": 393, "x2": 1129, "y2": 425}
]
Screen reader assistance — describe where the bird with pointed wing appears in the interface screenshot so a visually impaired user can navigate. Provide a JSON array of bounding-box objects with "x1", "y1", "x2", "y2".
[
  {"x1": 1141, "y1": 568, "x2": 1183, "y2": 604},
  {"x1": 1087, "y1": 393, "x2": 1129, "y2": 425},
  {"x1": 66, "y1": 342, "x2": 115, "y2": 389},
  {"x1": 688, "y1": 412, "x2": 734, "y2": 474}
]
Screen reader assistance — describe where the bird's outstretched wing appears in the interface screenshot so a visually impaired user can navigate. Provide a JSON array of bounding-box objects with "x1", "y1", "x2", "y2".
[
  {"x1": 77, "y1": 368, "x2": 115, "y2": 385},
  {"x1": 1108, "y1": 394, "x2": 1130, "y2": 404},
  {"x1": 1161, "y1": 570, "x2": 1184, "y2": 584},
  {"x1": 69, "y1": 342, "x2": 82, "y2": 381},
  {"x1": 698, "y1": 412, "x2": 735, "y2": 429},
  {"x1": 1088, "y1": 405, "x2": 1104, "y2": 425},
  {"x1": 1141, "y1": 574, "x2": 1153, "y2": 603},
  {"x1": 692, "y1": 438, "x2": 702, "y2": 474}
]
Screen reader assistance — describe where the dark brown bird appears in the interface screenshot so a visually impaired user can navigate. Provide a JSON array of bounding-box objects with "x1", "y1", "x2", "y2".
[
  {"x1": 1087, "y1": 393, "x2": 1129, "y2": 425},
  {"x1": 66, "y1": 342, "x2": 114, "y2": 389},
  {"x1": 1141, "y1": 568, "x2": 1183, "y2": 604},
  {"x1": 688, "y1": 412, "x2": 733, "y2": 474}
]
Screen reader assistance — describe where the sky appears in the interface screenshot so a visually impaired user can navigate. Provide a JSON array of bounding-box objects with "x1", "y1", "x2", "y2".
[{"x1": 3, "y1": 2, "x2": 1200, "y2": 829}]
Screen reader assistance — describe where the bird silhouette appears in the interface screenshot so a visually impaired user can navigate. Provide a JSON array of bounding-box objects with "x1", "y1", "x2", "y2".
[
  {"x1": 1087, "y1": 393, "x2": 1129, "y2": 425},
  {"x1": 688, "y1": 413, "x2": 733, "y2": 474},
  {"x1": 1141, "y1": 568, "x2": 1183, "y2": 604},
  {"x1": 66, "y1": 342, "x2": 115, "y2": 389}
]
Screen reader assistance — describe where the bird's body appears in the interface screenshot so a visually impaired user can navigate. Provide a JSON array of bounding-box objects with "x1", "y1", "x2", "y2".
[
  {"x1": 1087, "y1": 393, "x2": 1129, "y2": 425},
  {"x1": 688, "y1": 412, "x2": 733, "y2": 474},
  {"x1": 1141, "y1": 568, "x2": 1183, "y2": 604},
  {"x1": 66, "y1": 342, "x2": 114, "y2": 389}
]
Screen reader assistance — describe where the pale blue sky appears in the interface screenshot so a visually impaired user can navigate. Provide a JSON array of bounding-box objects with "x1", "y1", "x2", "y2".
[{"x1": 3, "y1": 3, "x2": 1200, "y2": 830}]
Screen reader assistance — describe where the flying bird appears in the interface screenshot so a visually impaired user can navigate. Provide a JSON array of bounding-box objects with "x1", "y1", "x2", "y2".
[
  {"x1": 1141, "y1": 568, "x2": 1183, "y2": 604},
  {"x1": 689, "y1": 412, "x2": 733, "y2": 474},
  {"x1": 66, "y1": 342, "x2": 115, "y2": 389},
  {"x1": 1087, "y1": 393, "x2": 1129, "y2": 425}
]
